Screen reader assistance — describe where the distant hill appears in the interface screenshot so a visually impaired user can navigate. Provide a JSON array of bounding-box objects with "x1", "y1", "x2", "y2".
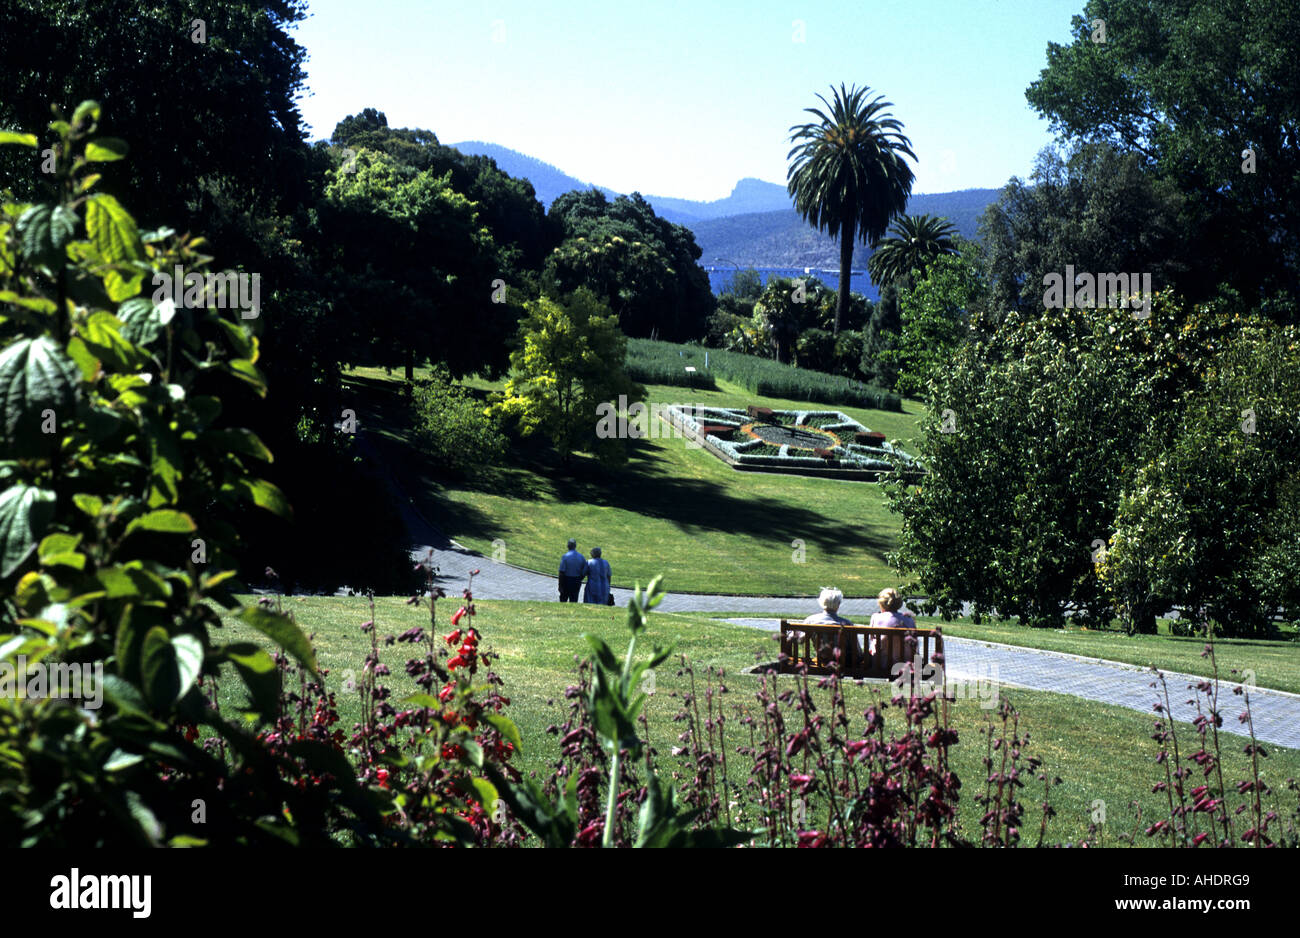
[
  {"x1": 687, "y1": 189, "x2": 1001, "y2": 268},
  {"x1": 449, "y1": 142, "x2": 791, "y2": 221},
  {"x1": 448, "y1": 141, "x2": 1001, "y2": 268},
  {"x1": 636, "y1": 177, "x2": 794, "y2": 224},
  {"x1": 449, "y1": 141, "x2": 619, "y2": 206}
]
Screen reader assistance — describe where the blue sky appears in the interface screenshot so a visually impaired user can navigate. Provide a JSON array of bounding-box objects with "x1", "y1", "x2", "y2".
[{"x1": 292, "y1": 0, "x2": 1084, "y2": 200}]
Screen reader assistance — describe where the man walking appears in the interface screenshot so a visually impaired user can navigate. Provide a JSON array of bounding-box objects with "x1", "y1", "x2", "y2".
[{"x1": 558, "y1": 538, "x2": 586, "y2": 602}]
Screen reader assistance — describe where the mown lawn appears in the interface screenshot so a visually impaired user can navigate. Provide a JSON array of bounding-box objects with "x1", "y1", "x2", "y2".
[
  {"x1": 219, "y1": 595, "x2": 1300, "y2": 846},
  {"x1": 344, "y1": 365, "x2": 925, "y2": 597}
]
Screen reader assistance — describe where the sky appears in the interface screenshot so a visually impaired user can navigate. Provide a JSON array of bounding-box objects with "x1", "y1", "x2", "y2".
[{"x1": 290, "y1": 0, "x2": 1086, "y2": 201}]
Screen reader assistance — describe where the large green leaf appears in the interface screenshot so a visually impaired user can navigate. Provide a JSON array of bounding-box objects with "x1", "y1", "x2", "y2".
[
  {"x1": 124, "y1": 509, "x2": 196, "y2": 537},
  {"x1": 0, "y1": 335, "x2": 80, "y2": 456},
  {"x1": 114, "y1": 609, "x2": 146, "y2": 684},
  {"x1": 0, "y1": 131, "x2": 37, "y2": 147},
  {"x1": 84, "y1": 138, "x2": 128, "y2": 162},
  {"x1": 0, "y1": 485, "x2": 56, "y2": 577},
  {"x1": 15, "y1": 204, "x2": 69, "y2": 272},
  {"x1": 237, "y1": 606, "x2": 318, "y2": 673},
  {"x1": 117, "y1": 297, "x2": 164, "y2": 346},
  {"x1": 223, "y1": 642, "x2": 280, "y2": 720},
  {"x1": 226, "y1": 477, "x2": 291, "y2": 518},
  {"x1": 140, "y1": 628, "x2": 203, "y2": 707},
  {"x1": 482, "y1": 712, "x2": 524, "y2": 755},
  {"x1": 81, "y1": 311, "x2": 148, "y2": 371},
  {"x1": 206, "y1": 428, "x2": 273, "y2": 463},
  {"x1": 85, "y1": 194, "x2": 144, "y2": 264}
]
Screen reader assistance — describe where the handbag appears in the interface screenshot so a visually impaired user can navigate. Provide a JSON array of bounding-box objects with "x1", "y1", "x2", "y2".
[{"x1": 606, "y1": 593, "x2": 615, "y2": 606}]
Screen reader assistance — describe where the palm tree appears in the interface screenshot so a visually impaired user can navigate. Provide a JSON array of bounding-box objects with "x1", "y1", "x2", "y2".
[
  {"x1": 788, "y1": 84, "x2": 916, "y2": 336},
  {"x1": 866, "y1": 214, "x2": 960, "y2": 292}
]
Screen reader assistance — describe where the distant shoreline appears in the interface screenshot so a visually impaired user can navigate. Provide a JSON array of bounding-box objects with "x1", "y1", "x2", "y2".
[{"x1": 703, "y1": 266, "x2": 880, "y2": 302}]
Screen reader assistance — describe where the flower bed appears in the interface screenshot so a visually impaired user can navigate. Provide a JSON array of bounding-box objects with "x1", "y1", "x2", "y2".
[{"x1": 667, "y1": 405, "x2": 921, "y2": 478}]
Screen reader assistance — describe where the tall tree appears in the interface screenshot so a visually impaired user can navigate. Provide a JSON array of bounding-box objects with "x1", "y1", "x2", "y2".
[
  {"x1": 881, "y1": 241, "x2": 986, "y2": 397},
  {"x1": 1024, "y1": 0, "x2": 1300, "y2": 314},
  {"x1": 546, "y1": 191, "x2": 714, "y2": 341},
  {"x1": 977, "y1": 143, "x2": 1187, "y2": 323},
  {"x1": 788, "y1": 84, "x2": 915, "y2": 336},
  {"x1": 866, "y1": 214, "x2": 959, "y2": 292}
]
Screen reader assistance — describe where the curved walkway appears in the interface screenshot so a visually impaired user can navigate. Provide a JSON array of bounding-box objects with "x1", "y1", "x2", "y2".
[{"x1": 387, "y1": 468, "x2": 1299, "y2": 751}]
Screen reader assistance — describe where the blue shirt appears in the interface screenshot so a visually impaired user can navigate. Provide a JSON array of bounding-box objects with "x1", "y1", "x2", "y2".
[
  {"x1": 559, "y1": 549, "x2": 586, "y2": 578},
  {"x1": 583, "y1": 557, "x2": 612, "y2": 603}
]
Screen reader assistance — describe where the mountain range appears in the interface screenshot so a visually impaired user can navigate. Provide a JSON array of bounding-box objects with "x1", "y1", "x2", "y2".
[{"x1": 451, "y1": 140, "x2": 1001, "y2": 269}]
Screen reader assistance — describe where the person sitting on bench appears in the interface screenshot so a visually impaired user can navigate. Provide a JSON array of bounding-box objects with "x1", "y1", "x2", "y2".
[
  {"x1": 867, "y1": 588, "x2": 916, "y2": 655},
  {"x1": 802, "y1": 587, "x2": 856, "y2": 668}
]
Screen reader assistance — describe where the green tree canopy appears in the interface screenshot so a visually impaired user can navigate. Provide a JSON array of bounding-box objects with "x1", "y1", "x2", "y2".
[
  {"x1": 320, "y1": 148, "x2": 516, "y2": 381},
  {"x1": 977, "y1": 143, "x2": 1187, "y2": 322},
  {"x1": 1025, "y1": 0, "x2": 1300, "y2": 312},
  {"x1": 493, "y1": 289, "x2": 644, "y2": 464},
  {"x1": 882, "y1": 241, "x2": 987, "y2": 397},
  {"x1": 887, "y1": 293, "x2": 1246, "y2": 629},
  {"x1": 1103, "y1": 318, "x2": 1300, "y2": 636},
  {"x1": 545, "y1": 191, "x2": 714, "y2": 341}
]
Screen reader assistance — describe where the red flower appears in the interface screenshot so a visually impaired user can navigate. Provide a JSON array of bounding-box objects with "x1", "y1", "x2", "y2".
[
  {"x1": 375, "y1": 768, "x2": 390, "y2": 789},
  {"x1": 450, "y1": 607, "x2": 467, "y2": 626},
  {"x1": 445, "y1": 628, "x2": 462, "y2": 645}
]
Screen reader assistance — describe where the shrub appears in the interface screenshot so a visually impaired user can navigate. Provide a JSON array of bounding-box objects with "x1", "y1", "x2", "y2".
[
  {"x1": 411, "y1": 365, "x2": 506, "y2": 473},
  {"x1": 0, "y1": 103, "x2": 386, "y2": 844},
  {"x1": 796, "y1": 327, "x2": 835, "y2": 372},
  {"x1": 832, "y1": 329, "x2": 866, "y2": 379}
]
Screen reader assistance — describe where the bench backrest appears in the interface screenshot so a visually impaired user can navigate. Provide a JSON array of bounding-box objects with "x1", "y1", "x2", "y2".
[{"x1": 777, "y1": 620, "x2": 944, "y2": 680}]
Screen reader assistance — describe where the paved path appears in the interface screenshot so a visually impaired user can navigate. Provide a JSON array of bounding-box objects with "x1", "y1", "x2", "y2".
[
  {"x1": 722, "y1": 618, "x2": 1300, "y2": 750},
  {"x1": 383, "y1": 455, "x2": 1297, "y2": 750}
]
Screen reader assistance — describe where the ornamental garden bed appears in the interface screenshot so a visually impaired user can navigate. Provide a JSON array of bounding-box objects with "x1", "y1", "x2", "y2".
[{"x1": 665, "y1": 405, "x2": 922, "y2": 480}]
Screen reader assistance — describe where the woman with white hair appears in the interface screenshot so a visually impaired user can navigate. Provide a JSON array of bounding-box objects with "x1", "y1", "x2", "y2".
[{"x1": 801, "y1": 587, "x2": 857, "y2": 668}]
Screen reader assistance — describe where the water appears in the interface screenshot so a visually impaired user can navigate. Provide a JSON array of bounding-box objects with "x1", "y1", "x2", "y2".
[{"x1": 704, "y1": 266, "x2": 879, "y2": 303}]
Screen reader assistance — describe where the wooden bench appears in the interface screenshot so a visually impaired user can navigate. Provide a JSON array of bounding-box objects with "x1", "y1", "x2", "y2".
[{"x1": 777, "y1": 620, "x2": 944, "y2": 680}]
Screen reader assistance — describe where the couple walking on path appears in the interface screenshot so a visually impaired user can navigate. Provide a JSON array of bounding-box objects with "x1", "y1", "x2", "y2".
[{"x1": 558, "y1": 539, "x2": 613, "y2": 605}]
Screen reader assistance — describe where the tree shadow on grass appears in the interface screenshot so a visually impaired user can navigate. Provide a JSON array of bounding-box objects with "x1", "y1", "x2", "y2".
[
  {"x1": 348, "y1": 372, "x2": 894, "y2": 560},
  {"x1": 528, "y1": 436, "x2": 894, "y2": 560}
]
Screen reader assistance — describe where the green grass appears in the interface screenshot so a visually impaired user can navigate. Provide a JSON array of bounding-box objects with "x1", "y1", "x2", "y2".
[
  {"x1": 344, "y1": 366, "x2": 925, "y2": 596},
  {"x1": 220, "y1": 595, "x2": 1300, "y2": 846}
]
